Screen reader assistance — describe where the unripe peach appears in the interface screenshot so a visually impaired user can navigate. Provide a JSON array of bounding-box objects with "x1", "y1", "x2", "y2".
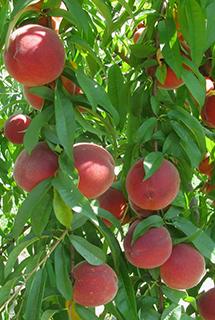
[
  {"x1": 4, "y1": 24, "x2": 65, "y2": 86},
  {"x1": 4, "y1": 114, "x2": 31, "y2": 144},
  {"x1": 157, "y1": 66, "x2": 184, "y2": 90},
  {"x1": 126, "y1": 159, "x2": 180, "y2": 210},
  {"x1": 73, "y1": 261, "x2": 118, "y2": 307},
  {"x1": 73, "y1": 143, "x2": 115, "y2": 199},
  {"x1": 97, "y1": 187, "x2": 127, "y2": 226},
  {"x1": 13, "y1": 142, "x2": 58, "y2": 192},
  {"x1": 198, "y1": 288, "x2": 215, "y2": 320},
  {"x1": 23, "y1": 86, "x2": 44, "y2": 110},
  {"x1": 201, "y1": 95, "x2": 215, "y2": 128},
  {"x1": 124, "y1": 221, "x2": 172, "y2": 269},
  {"x1": 160, "y1": 243, "x2": 205, "y2": 290}
]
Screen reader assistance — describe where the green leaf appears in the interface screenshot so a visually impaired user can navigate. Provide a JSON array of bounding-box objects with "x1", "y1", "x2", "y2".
[
  {"x1": 161, "y1": 304, "x2": 182, "y2": 320},
  {"x1": 70, "y1": 235, "x2": 106, "y2": 265},
  {"x1": 132, "y1": 215, "x2": 164, "y2": 244},
  {"x1": 156, "y1": 64, "x2": 167, "y2": 84},
  {"x1": 134, "y1": 117, "x2": 157, "y2": 143},
  {"x1": 108, "y1": 65, "x2": 128, "y2": 129},
  {"x1": 75, "y1": 305, "x2": 99, "y2": 320},
  {"x1": 76, "y1": 69, "x2": 119, "y2": 126},
  {"x1": 27, "y1": 86, "x2": 54, "y2": 102},
  {"x1": 53, "y1": 189, "x2": 73, "y2": 228},
  {"x1": 0, "y1": 277, "x2": 19, "y2": 307},
  {"x1": 54, "y1": 244, "x2": 72, "y2": 300},
  {"x1": 162, "y1": 286, "x2": 187, "y2": 304},
  {"x1": 178, "y1": 0, "x2": 207, "y2": 65},
  {"x1": 91, "y1": 0, "x2": 112, "y2": 29},
  {"x1": 24, "y1": 106, "x2": 54, "y2": 154},
  {"x1": 143, "y1": 152, "x2": 164, "y2": 181},
  {"x1": 130, "y1": 42, "x2": 156, "y2": 59},
  {"x1": 5, "y1": 237, "x2": 39, "y2": 278},
  {"x1": 41, "y1": 310, "x2": 59, "y2": 320},
  {"x1": 55, "y1": 81, "x2": 76, "y2": 159},
  {"x1": 172, "y1": 217, "x2": 215, "y2": 263},
  {"x1": 24, "y1": 268, "x2": 47, "y2": 320},
  {"x1": 31, "y1": 191, "x2": 53, "y2": 236},
  {"x1": 206, "y1": 2, "x2": 215, "y2": 48},
  {"x1": 181, "y1": 70, "x2": 205, "y2": 107},
  {"x1": 12, "y1": 179, "x2": 52, "y2": 239}
]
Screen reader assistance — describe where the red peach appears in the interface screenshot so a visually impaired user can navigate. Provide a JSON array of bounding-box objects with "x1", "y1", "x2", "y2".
[
  {"x1": 61, "y1": 76, "x2": 82, "y2": 95},
  {"x1": 160, "y1": 243, "x2": 206, "y2": 290},
  {"x1": 97, "y1": 187, "x2": 128, "y2": 226},
  {"x1": 157, "y1": 66, "x2": 184, "y2": 90},
  {"x1": 4, "y1": 24, "x2": 65, "y2": 86},
  {"x1": 126, "y1": 159, "x2": 180, "y2": 210},
  {"x1": 198, "y1": 287, "x2": 215, "y2": 320},
  {"x1": 123, "y1": 221, "x2": 172, "y2": 269},
  {"x1": 13, "y1": 142, "x2": 58, "y2": 192},
  {"x1": 198, "y1": 155, "x2": 213, "y2": 177},
  {"x1": 23, "y1": 86, "x2": 44, "y2": 110},
  {"x1": 201, "y1": 95, "x2": 215, "y2": 128},
  {"x1": 73, "y1": 261, "x2": 118, "y2": 307},
  {"x1": 4, "y1": 114, "x2": 31, "y2": 144},
  {"x1": 133, "y1": 27, "x2": 145, "y2": 44},
  {"x1": 73, "y1": 143, "x2": 115, "y2": 199}
]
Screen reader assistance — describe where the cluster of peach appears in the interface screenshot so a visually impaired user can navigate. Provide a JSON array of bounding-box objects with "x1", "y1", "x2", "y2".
[{"x1": 2, "y1": 3, "x2": 215, "y2": 317}]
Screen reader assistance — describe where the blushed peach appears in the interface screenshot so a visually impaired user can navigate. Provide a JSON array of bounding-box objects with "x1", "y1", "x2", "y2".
[
  {"x1": 198, "y1": 155, "x2": 213, "y2": 177},
  {"x1": 124, "y1": 221, "x2": 172, "y2": 269},
  {"x1": 23, "y1": 86, "x2": 44, "y2": 110},
  {"x1": 4, "y1": 24, "x2": 65, "y2": 86},
  {"x1": 4, "y1": 114, "x2": 31, "y2": 144},
  {"x1": 13, "y1": 142, "x2": 58, "y2": 192},
  {"x1": 160, "y1": 243, "x2": 205, "y2": 290},
  {"x1": 126, "y1": 159, "x2": 180, "y2": 210},
  {"x1": 97, "y1": 187, "x2": 128, "y2": 226},
  {"x1": 157, "y1": 66, "x2": 184, "y2": 90},
  {"x1": 73, "y1": 143, "x2": 115, "y2": 199},
  {"x1": 73, "y1": 261, "x2": 118, "y2": 307},
  {"x1": 201, "y1": 95, "x2": 215, "y2": 128},
  {"x1": 198, "y1": 288, "x2": 215, "y2": 320}
]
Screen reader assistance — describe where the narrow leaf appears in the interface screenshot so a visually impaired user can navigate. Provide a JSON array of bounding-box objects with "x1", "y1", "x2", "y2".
[{"x1": 53, "y1": 189, "x2": 73, "y2": 228}]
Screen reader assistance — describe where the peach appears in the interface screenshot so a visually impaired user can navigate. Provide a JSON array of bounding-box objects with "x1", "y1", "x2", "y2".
[
  {"x1": 157, "y1": 66, "x2": 184, "y2": 90},
  {"x1": 73, "y1": 261, "x2": 118, "y2": 307},
  {"x1": 198, "y1": 155, "x2": 213, "y2": 177},
  {"x1": 73, "y1": 143, "x2": 115, "y2": 199},
  {"x1": 61, "y1": 76, "x2": 82, "y2": 95},
  {"x1": 97, "y1": 187, "x2": 128, "y2": 226},
  {"x1": 198, "y1": 288, "x2": 215, "y2": 320},
  {"x1": 129, "y1": 199, "x2": 155, "y2": 218},
  {"x1": 23, "y1": 86, "x2": 44, "y2": 110},
  {"x1": 201, "y1": 95, "x2": 215, "y2": 128},
  {"x1": 37, "y1": 2, "x2": 67, "y2": 33},
  {"x1": 123, "y1": 221, "x2": 172, "y2": 269},
  {"x1": 4, "y1": 114, "x2": 31, "y2": 144},
  {"x1": 126, "y1": 159, "x2": 180, "y2": 210},
  {"x1": 133, "y1": 27, "x2": 145, "y2": 43},
  {"x1": 160, "y1": 243, "x2": 205, "y2": 290},
  {"x1": 13, "y1": 142, "x2": 58, "y2": 192},
  {"x1": 4, "y1": 24, "x2": 65, "y2": 86}
]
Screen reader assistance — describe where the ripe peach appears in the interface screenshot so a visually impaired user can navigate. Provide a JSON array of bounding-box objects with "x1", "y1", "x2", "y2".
[
  {"x1": 124, "y1": 221, "x2": 172, "y2": 269},
  {"x1": 160, "y1": 243, "x2": 205, "y2": 290},
  {"x1": 61, "y1": 76, "x2": 82, "y2": 95},
  {"x1": 4, "y1": 114, "x2": 31, "y2": 144},
  {"x1": 198, "y1": 155, "x2": 213, "y2": 177},
  {"x1": 129, "y1": 199, "x2": 155, "y2": 218},
  {"x1": 23, "y1": 86, "x2": 44, "y2": 110},
  {"x1": 73, "y1": 261, "x2": 118, "y2": 307},
  {"x1": 201, "y1": 95, "x2": 215, "y2": 128},
  {"x1": 73, "y1": 143, "x2": 115, "y2": 199},
  {"x1": 13, "y1": 142, "x2": 58, "y2": 192},
  {"x1": 133, "y1": 27, "x2": 145, "y2": 44},
  {"x1": 4, "y1": 24, "x2": 65, "y2": 86},
  {"x1": 97, "y1": 187, "x2": 128, "y2": 226},
  {"x1": 198, "y1": 288, "x2": 215, "y2": 320},
  {"x1": 126, "y1": 159, "x2": 180, "y2": 210},
  {"x1": 157, "y1": 66, "x2": 184, "y2": 90}
]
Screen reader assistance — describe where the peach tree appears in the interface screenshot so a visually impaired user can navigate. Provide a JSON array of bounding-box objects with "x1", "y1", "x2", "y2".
[{"x1": 0, "y1": 0, "x2": 215, "y2": 319}]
